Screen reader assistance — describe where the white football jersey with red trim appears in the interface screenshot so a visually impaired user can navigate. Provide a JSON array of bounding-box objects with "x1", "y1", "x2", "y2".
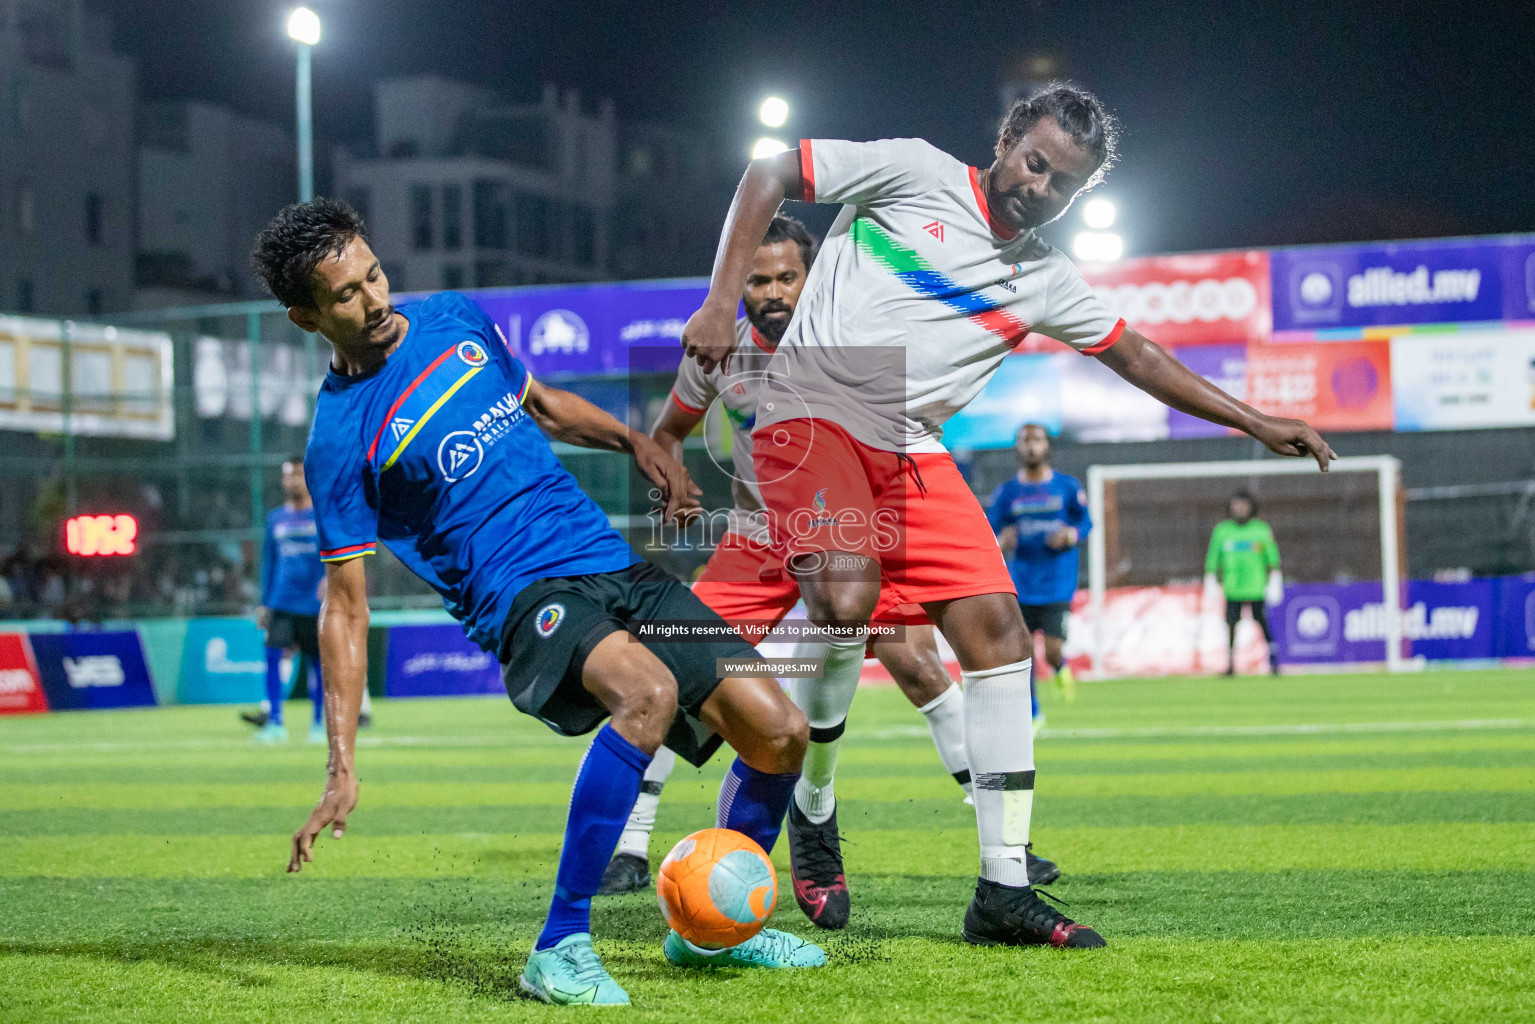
[{"x1": 758, "y1": 137, "x2": 1124, "y2": 453}]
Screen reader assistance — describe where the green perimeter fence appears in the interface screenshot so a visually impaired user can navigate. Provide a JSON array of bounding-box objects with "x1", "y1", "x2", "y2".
[{"x1": 0, "y1": 299, "x2": 711, "y2": 623}]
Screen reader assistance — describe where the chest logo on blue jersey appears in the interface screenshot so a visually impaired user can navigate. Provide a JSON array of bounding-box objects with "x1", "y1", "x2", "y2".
[
  {"x1": 457, "y1": 340, "x2": 488, "y2": 367},
  {"x1": 437, "y1": 430, "x2": 485, "y2": 483},
  {"x1": 535, "y1": 603, "x2": 565, "y2": 637}
]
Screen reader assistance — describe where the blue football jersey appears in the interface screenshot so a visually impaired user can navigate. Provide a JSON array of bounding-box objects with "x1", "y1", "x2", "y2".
[
  {"x1": 261, "y1": 504, "x2": 324, "y2": 616},
  {"x1": 304, "y1": 292, "x2": 638, "y2": 650},
  {"x1": 987, "y1": 470, "x2": 1092, "y2": 606}
]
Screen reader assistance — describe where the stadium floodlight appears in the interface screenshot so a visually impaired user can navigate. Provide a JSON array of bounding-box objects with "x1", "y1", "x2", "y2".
[
  {"x1": 286, "y1": 6, "x2": 321, "y2": 45},
  {"x1": 752, "y1": 137, "x2": 789, "y2": 159},
  {"x1": 1072, "y1": 230, "x2": 1124, "y2": 262},
  {"x1": 1084, "y1": 456, "x2": 1407, "y2": 675},
  {"x1": 759, "y1": 96, "x2": 789, "y2": 128},
  {"x1": 1082, "y1": 197, "x2": 1116, "y2": 229}
]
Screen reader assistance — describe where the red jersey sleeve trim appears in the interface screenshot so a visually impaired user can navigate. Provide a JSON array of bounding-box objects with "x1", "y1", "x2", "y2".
[
  {"x1": 1080, "y1": 318, "x2": 1127, "y2": 356},
  {"x1": 968, "y1": 166, "x2": 1018, "y2": 242},
  {"x1": 670, "y1": 389, "x2": 706, "y2": 416},
  {"x1": 798, "y1": 139, "x2": 815, "y2": 202}
]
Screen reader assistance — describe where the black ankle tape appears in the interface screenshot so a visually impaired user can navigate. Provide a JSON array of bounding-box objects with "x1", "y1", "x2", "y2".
[
  {"x1": 809, "y1": 720, "x2": 846, "y2": 745},
  {"x1": 974, "y1": 769, "x2": 1035, "y2": 791},
  {"x1": 952, "y1": 768, "x2": 972, "y2": 786}
]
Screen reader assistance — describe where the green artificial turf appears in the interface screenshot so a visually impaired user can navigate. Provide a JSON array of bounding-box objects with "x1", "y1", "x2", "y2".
[{"x1": 2, "y1": 669, "x2": 1533, "y2": 1022}]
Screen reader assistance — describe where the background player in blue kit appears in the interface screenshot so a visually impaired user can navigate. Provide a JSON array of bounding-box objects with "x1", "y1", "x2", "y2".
[
  {"x1": 253, "y1": 199, "x2": 823, "y2": 1006},
  {"x1": 246, "y1": 456, "x2": 329, "y2": 744},
  {"x1": 989, "y1": 424, "x2": 1092, "y2": 727}
]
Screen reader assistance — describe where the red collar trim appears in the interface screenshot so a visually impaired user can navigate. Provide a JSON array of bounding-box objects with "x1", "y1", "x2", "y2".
[
  {"x1": 969, "y1": 166, "x2": 1018, "y2": 242},
  {"x1": 749, "y1": 326, "x2": 776, "y2": 354}
]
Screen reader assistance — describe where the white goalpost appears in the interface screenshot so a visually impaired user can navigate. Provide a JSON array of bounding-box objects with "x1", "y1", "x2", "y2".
[{"x1": 1085, "y1": 456, "x2": 1407, "y2": 674}]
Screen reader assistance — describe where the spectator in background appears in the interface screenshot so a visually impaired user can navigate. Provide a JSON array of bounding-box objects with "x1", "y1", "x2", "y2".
[
  {"x1": 1205, "y1": 492, "x2": 1282, "y2": 676},
  {"x1": 988, "y1": 424, "x2": 1091, "y2": 732},
  {"x1": 243, "y1": 455, "x2": 372, "y2": 742}
]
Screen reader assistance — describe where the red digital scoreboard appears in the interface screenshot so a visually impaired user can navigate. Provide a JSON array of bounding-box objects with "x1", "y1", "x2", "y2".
[{"x1": 64, "y1": 514, "x2": 139, "y2": 557}]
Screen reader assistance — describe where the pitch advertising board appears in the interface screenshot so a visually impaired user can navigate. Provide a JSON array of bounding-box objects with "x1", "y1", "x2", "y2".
[
  {"x1": 1271, "y1": 237, "x2": 1535, "y2": 331},
  {"x1": 1277, "y1": 580, "x2": 1495, "y2": 664},
  {"x1": 0, "y1": 633, "x2": 48, "y2": 715},
  {"x1": 177, "y1": 618, "x2": 268, "y2": 704},
  {"x1": 384, "y1": 623, "x2": 502, "y2": 697},
  {"x1": 29, "y1": 630, "x2": 158, "y2": 711}
]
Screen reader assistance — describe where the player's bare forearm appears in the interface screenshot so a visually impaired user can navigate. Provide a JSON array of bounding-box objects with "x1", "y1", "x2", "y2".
[
  {"x1": 291, "y1": 558, "x2": 367, "y2": 872},
  {"x1": 1098, "y1": 328, "x2": 1337, "y2": 470},
  {"x1": 524, "y1": 377, "x2": 634, "y2": 453},
  {"x1": 318, "y1": 559, "x2": 369, "y2": 777},
  {"x1": 683, "y1": 150, "x2": 800, "y2": 371},
  {"x1": 650, "y1": 400, "x2": 703, "y2": 464},
  {"x1": 526, "y1": 378, "x2": 701, "y2": 519}
]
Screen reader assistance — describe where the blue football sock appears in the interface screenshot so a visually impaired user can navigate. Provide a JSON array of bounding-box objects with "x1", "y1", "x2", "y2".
[
  {"x1": 717, "y1": 758, "x2": 799, "y2": 853},
  {"x1": 263, "y1": 648, "x2": 285, "y2": 726},
  {"x1": 536, "y1": 723, "x2": 652, "y2": 950},
  {"x1": 306, "y1": 657, "x2": 324, "y2": 725}
]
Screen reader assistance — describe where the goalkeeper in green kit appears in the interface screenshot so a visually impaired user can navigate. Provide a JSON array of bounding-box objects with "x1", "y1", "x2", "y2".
[{"x1": 1205, "y1": 492, "x2": 1282, "y2": 676}]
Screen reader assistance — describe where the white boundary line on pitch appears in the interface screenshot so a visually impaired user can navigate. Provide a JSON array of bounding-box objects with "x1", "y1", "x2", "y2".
[
  {"x1": 5, "y1": 717, "x2": 1535, "y2": 755},
  {"x1": 870, "y1": 718, "x2": 1535, "y2": 741}
]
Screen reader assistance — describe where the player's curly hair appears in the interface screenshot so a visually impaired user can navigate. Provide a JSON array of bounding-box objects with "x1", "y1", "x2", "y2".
[
  {"x1": 997, "y1": 82, "x2": 1120, "y2": 189},
  {"x1": 251, "y1": 198, "x2": 368, "y2": 309},
  {"x1": 762, "y1": 213, "x2": 818, "y2": 271}
]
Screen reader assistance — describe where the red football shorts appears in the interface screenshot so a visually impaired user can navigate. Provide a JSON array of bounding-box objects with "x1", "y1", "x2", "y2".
[
  {"x1": 752, "y1": 417, "x2": 1016, "y2": 609},
  {"x1": 692, "y1": 530, "x2": 927, "y2": 646}
]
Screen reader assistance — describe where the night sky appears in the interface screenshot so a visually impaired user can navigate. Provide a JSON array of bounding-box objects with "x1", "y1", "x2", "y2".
[{"x1": 101, "y1": 0, "x2": 1535, "y2": 256}]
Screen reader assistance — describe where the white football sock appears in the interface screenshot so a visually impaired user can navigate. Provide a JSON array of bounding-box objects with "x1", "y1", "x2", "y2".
[
  {"x1": 790, "y1": 628, "x2": 868, "y2": 824},
  {"x1": 617, "y1": 745, "x2": 676, "y2": 859},
  {"x1": 963, "y1": 660, "x2": 1036, "y2": 888},
  {"x1": 918, "y1": 682, "x2": 971, "y2": 795}
]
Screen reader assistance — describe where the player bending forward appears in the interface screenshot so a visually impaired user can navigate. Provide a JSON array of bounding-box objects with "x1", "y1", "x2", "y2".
[
  {"x1": 599, "y1": 217, "x2": 1058, "y2": 924},
  {"x1": 683, "y1": 82, "x2": 1335, "y2": 948},
  {"x1": 255, "y1": 199, "x2": 827, "y2": 1007}
]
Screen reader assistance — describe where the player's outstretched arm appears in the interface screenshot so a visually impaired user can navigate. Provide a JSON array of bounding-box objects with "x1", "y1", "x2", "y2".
[
  {"x1": 523, "y1": 377, "x2": 702, "y2": 521},
  {"x1": 289, "y1": 556, "x2": 367, "y2": 872},
  {"x1": 649, "y1": 397, "x2": 704, "y2": 465},
  {"x1": 1097, "y1": 327, "x2": 1337, "y2": 472},
  {"x1": 682, "y1": 149, "x2": 803, "y2": 373}
]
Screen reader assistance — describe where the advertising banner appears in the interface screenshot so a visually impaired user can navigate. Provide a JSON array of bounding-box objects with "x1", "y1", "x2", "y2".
[
  {"x1": 403, "y1": 280, "x2": 711, "y2": 381},
  {"x1": 1243, "y1": 340, "x2": 1393, "y2": 431},
  {"x1": 1391, "y1": 327, "x2": 1535, "y2": 431},
  {"x1": 1271, "y1": 237, "x2": 1535, "y2": 331},
  {"x1": 177, "y1": 618, "x2": 268, "y2": 704},
  {"x1": 1029, "y1": 250, "x2": 1271, "y2": 354},
  {"x1": 0, "y1": 633, "x2": 48, "y2": 715},
  {"x1": 384, "y1": 624, "x2": 502, "y2": 698},
  {"x1": 1493, "y1": 575, "x2": 1535, "y2": 659},
  {"x1": 1277, "y1": 580, "x2": 1494, "y2": 664},
  {"x1": 1065, "y1": 584, "x2": 1275, "y2": 678},
  {"x1": 1168, "y1": 343, "x2": 1249, "y2": 439},
  {"x1": 945, "y1": 350, "x2": 1171, "y2": 449},
  {"x1": 29, "y1": 630, "x2": 158, "y2": 711}
]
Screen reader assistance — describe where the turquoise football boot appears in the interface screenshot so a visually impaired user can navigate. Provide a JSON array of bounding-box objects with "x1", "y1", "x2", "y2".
[
  {"x1": 519, "y1": 933, "x2": 629, "y2": 1006},
  {"x1": 252, "y1": 722, "x2": 288, "y2": 745},
  {"x1": 663, "y1": 927, "x2": 826, "y2": 969}
]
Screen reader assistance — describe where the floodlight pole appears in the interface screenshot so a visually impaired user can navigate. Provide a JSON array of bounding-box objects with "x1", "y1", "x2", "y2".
[{"x1": 295, "y1": 41, "x2": 314, "y2": 202}]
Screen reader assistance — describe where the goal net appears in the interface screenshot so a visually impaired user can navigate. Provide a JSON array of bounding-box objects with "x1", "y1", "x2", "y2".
[{"x1": 1080, "y1": 456, "x2": 1406, "y2": 676}]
